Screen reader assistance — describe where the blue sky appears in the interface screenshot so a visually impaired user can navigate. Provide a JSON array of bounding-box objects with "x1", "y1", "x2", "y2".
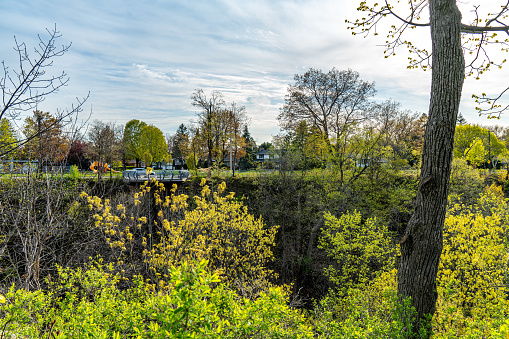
[{"x1": 1, "y1": 0, "x2": 508, "y2": 143}]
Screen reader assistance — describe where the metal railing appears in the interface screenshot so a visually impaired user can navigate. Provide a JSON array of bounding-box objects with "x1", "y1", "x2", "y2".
[{"x1": 122, "y1": 170, "x2": 190, "y2": 183}]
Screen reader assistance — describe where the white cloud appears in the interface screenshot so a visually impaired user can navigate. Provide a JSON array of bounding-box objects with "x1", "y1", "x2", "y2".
[{"x1": 1, "y1": 0, "x2": 509, "y2": 141}]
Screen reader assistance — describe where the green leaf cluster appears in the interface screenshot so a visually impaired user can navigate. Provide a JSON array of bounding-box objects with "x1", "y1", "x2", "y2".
[
  {"x1": 123, "y1": 120, "x2": 169, "y2": 166},
  {"x1": 454, "y1": 124, "x2": 508, "y2": 168},
  {"x1": 433, "y1": 184, "x2": 509, "y2": 337},
  {"x1": 318, "y1": 210, "x2": 396, "y2": 293},
  {"x1": 0, "y1": 260, "x2": 312, "y2": 338},
  {"x1": 0, "y1": 118, "x2": 17, "y2": 157},
  {"x1": 311, "y1": 274, "x2": 417, "y2": 339}
]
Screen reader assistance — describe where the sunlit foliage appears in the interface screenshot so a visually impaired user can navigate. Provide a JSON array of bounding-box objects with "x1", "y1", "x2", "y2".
[
  {"x1": 454, "y1": 124, "x2": 508, "y2": 168},
  {"x1": 311, "y1": 269, "x2": 418, "y2": 339},
  {"x1": 81, "y1": 178, "x2": 277, "y2": 288},
  {"x1": 433, "y1": 184, "x2": 509, "y2": 337},
  {"x1": 314, "y1": 185, "x2": 509, "y2": 338},
  {"x1": 0, "y1": 260, "x2": 312, "y2": 338},
  {"x1": 0, "y1": 118, "x2": 17, "y2": 156},
  {"x1": 318, "y1": 210, "x2": 396, "y2": 293}
]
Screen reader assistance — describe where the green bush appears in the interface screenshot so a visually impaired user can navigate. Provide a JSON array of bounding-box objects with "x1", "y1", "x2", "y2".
[
  {"x1": 0, "y1": 259, "x2": 312, "y2": 338},
  {"x1": 69, "y1": 164, "x2": 81, "y2": 179},
  {"x1": 311, "y1": 270, "x2": 418, "y2": 339},
  {"x1": 433, "y1": 185, "x2": 509, "y2": 338},
  {"x1": 318, "y1": 210, "x2": 396, "y2": 293},
  {"x1": 448, "y1": 158, "x2": 484, "y2": 207}
]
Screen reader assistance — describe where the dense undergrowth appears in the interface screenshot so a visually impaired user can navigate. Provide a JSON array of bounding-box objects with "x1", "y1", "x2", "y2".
[{"x1": 0, "y1": 163, "x2": 508, "y2": 337}]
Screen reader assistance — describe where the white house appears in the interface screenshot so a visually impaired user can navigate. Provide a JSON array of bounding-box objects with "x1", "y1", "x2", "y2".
[{"x1": 255, "y1": 149, "x2": 280, "y2": 162}]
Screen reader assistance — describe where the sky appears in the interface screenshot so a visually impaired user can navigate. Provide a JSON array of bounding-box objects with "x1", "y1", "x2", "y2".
[{"x1": 1, "y1": 0, "x2": 509, "y2": 143}]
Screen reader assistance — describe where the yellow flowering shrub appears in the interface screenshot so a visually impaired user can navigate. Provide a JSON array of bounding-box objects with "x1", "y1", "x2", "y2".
[
  {"x1": 150, "y1": 180, "x2": 277, "y2": 286},
  {"x1": 433, "y1": 184, "x2": 509, "y2": 337},
  {"x1": 81, "y1": 179, "x2": 277, "y2": 288},
  {"x1": 312, "y1": 269, "x2": 417, "y2": 338}
]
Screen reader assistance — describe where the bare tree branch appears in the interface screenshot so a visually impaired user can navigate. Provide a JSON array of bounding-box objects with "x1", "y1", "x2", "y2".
[
  {"x1": 461, "y1": 24, "x2": 509, "y2": 33},
  {"x1": 384, "y1": 0, "x2": 430, "y2": 27},
  {"x1": 0, "y1": 25, "x2": 89, "y2": 159},
  {"x1": 1, "y1": 25, "x2": 72, "y2": 121}
]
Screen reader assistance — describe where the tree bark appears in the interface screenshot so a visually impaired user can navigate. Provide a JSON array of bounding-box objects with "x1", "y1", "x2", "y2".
[{"x1": 397, "y1": 0, "x2": 464, "y2": 336}]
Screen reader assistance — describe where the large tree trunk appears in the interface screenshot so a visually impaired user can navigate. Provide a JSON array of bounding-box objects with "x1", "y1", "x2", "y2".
[
  {"x1": 397, "y1": 0, "x2": 464, "y2": 337},
  {"x1": 207, "y1": 146, "x2": 213, "y2": 168}
]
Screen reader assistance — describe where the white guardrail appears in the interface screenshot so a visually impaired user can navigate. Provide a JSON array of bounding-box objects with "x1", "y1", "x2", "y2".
[{"x1": 122, "y1": 170, "x2": 190, "y2": 183}]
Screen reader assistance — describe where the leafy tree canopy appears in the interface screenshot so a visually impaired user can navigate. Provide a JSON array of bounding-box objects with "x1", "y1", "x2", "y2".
[
  {"x1": 22, "y1": 110, "x2": 68, "y2": 163},
  {"x1": 139, "y1": 125, "x2": 169, "y2": 164},
  {"x1": 454, "y1": 124, "x2": 507, "y2": 164},
  {"x1": 279, "y1": 68, "x2": 376, "y2": 143},
  {"x1": 0, "y1": 119, "x2": 18, "y2": 158},
  {"x1": 123, "y1": 119, "x2": 147, "y2": 163},
  {"x1": 171, "y1": 123, "x2": 190, "y2": 160}
]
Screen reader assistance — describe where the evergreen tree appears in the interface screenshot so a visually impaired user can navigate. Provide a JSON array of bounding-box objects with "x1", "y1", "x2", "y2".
[
  {"x1": 259, "y1": 142, "x2": 272, "y2": 150},
  {"x1": 456, "y1": 112, "x2": 467, "y2": 125},
  {"x1": 172, "y1": 124, "x2": 190, "y2": 162},
  {"x1": 0, "y1": 119, "x2": 18, "y2": 158},
  {"x1": 239, "y1": 126, "x2": 257, "y2": 170}
]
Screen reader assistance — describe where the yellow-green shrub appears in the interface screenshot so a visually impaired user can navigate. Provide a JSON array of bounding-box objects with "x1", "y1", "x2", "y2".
[
  {"x1": 314, "y1": 190, "x2": 509, "y2": 338},
  {"x1": 311, "y1": 269, "x2": 417, "y2": 339},
  {"x1": 0, "y1": 260, "x2": 312, "y2": 338},
  {"x1": 318, "y1": 211, "x2": 396, "y2": 293},
  {"x1": 312, "y1": 210, "x2": 409, "y2": 337},
  {"x1": 433, "y1": 184, "x2": 509, "y2": 337},
  {"x1": 81, "y1": 178, "x2": 277, "y2": 288},
  {"x1": 448, "y1": 158, "x2": 484, "y2": 206},
  {"x1": 152, "y1": 180, "x2": 277, "y2": 286}
]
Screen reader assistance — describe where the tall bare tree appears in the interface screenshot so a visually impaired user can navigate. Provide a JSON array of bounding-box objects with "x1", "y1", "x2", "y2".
[
  {"x1": 0, "y1": 27, "x2": 91, "y2": 293},
  {"x1": 87, "y1": 120, "x2": 120, "y2": 178},
  {"x1": 191, "y1": 89, "x2": 225, "y2": 167},
  {"x1": 350, "y1": 1, "x2": 509, "y2": 336},
  {"x1": 224, "y1": 102, "x2": 248, "y2": 175},
  {"x1": 279, "y1": 68, "x2": 376, "y2": 143}
]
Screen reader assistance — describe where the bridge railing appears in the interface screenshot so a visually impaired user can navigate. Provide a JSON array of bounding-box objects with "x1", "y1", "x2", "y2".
[{"x1": 122, "y1": 170, "x2": 190, "y2": 183}]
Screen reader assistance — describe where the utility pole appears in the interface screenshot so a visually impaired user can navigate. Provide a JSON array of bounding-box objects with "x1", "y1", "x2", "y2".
[
  {"x1": 229, "y1": 109, "x2": 235, "y2": 177},
  {"x1": 230, "y1": 144, "x2": 233, "y2": 174}
]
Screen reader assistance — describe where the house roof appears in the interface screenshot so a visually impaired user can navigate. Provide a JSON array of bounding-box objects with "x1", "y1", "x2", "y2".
[
  {"x1": 223, "y1": 155, "x2": 238, "y2": 162},
  {"x1": 256, "y1": 149, "x2": 271, "y2": 155}
]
